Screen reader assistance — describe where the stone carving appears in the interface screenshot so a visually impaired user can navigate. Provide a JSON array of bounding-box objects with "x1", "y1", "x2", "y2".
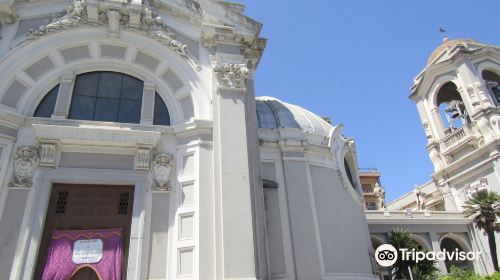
[
  {"x1": 27, "y1": 0, "x2": 87, "y2": 38},
  {"x1": 21, "y1": 0, "x2": 200, "y2": 70},
  {"x1": 9, "y1": 146, "x2": 40, "y2": 188},
  {"x1": 373, "y1": 183, "x2": 386, "y2": 210},
  {"x1": 185, "y1": 0, "x2": 203, "y2": 14},
  {"x1": 39, "y1": 142, "x2": 57, "y2": 168},
  {"x1": 413, "y1": 188, "x2": 426, "y2": 210},
  {"x1": 213, "y1": 63, "x2": 249, "y2": 89},
  {"x1": 140, "y1": 7, "x2": 200, "y2": 70},
  {"x1": 463, "y1": 178, "x2": 488, "y2": 199},
  {"x1": 428, "y1": 144, "x2": 443, "y2": 171},
  {"x1": 135, "y1": 147, "x2": 151, "y2": 171},
  {"x1": 151, "y1": 153, "x2": 175, "y2": 191}
]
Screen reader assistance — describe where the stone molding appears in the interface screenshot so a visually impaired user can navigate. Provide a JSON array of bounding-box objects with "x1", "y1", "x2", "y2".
[
  {"x1": 20, "y1": 0, "x2": 200, "y2": 70},
  {"x1": 32, "y1": 123, "x2": 161, "y2": 147},
  {"x1": 201, "y1": 23, "x2": 266, "y2": 67},
  {"x1": 151, "y1": 152, "x2": 175, "y2": 192},
  {"x1": 9, "y1": 146, "x2": 40, "y2": 188}
]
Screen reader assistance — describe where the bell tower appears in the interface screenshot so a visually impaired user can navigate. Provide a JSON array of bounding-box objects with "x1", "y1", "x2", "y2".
[{"x1": 410, "y1": 38, "x2": 500, "y2": 210}]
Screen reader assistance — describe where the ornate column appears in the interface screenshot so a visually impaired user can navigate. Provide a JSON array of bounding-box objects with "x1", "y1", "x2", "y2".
[
  {"x1": 51, "y1": 71, "x2": 75, "y2": 119},
  {"x1": 211, "y1": 53, "x2": 257, "y2": 279}
]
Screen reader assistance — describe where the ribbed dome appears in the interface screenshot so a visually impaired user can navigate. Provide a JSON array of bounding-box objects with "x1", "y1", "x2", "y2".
[
  {"x1": 427, "y1": 38, "x2": 480, "y2": 65},
  {"x1": 255, "y1": 96, "x2": 332, "y2": 138}
]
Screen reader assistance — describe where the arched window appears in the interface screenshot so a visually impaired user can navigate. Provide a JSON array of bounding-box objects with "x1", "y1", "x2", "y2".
[
  {"x1": 34, "y1": 71, "x2": 171, "y2": 126},
  {"x1": 68, "y1": 72, "x2": 143, "y2": 124},
  {"x1": 344, "y1": 158, "x2": 356, "y2": 190},
  {"x1": 34, "y1": 85, "x2": 59, "y2": 118},
  {"x1": 482, "y1": 70, "x2": 500, "y2": 105},
  {"x1": 436, "y1": 82, "x2": 469, "y2": 132}
]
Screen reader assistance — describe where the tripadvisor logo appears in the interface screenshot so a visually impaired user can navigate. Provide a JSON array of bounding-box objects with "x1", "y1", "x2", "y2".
[{"x1": 374, "y1": 244, "x2": 481, "y2": 267}]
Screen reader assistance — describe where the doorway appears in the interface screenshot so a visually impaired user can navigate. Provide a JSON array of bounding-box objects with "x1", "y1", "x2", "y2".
[{"x1": 34, "y1": 184, "x2": 134, "y2": 279}]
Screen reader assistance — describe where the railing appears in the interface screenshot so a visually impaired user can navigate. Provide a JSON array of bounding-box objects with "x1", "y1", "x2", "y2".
[{"x1": 439, "y1": 122, "x2": 477, "y2": 155}]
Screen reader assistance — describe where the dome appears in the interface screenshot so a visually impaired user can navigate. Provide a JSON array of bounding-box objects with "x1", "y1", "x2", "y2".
[
  {"x1": 255, "y1": 96, "x2": 332, "y2": 138},
  {"x1": 427, "y1": 38, "x2": 481, "y2": 66}
]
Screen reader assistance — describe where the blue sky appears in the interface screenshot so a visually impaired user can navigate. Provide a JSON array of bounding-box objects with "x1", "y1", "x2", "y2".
[{"x1": 239, "y1": 0, "x2": 500, "y2": 202}]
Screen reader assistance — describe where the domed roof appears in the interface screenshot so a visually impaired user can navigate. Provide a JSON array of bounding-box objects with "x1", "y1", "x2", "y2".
[
  {"x1": 427, "y1": 38, "x2": 481, "y2": 65},
  {"x1": 255, "y1": 96, "x2": 332, "y2": 138}
]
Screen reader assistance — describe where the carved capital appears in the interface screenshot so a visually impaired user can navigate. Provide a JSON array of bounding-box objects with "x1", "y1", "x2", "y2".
[
  {"x1": 212, "y1": 55, "x2": 249, "y2": 92},
  {"x1": 9, "y1": 146, "x2": 40, "y2": 188},
  {"x1": 151, "y1": 152, "x2": 175, "y2": 192}
]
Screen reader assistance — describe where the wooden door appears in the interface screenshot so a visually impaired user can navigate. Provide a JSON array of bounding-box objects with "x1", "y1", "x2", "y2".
[{"x1": 34, "y1": 184, "x2": 134, "y2": 280}]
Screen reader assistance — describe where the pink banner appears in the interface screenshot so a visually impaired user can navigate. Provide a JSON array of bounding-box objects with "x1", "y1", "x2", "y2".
[{"x1": 42, "y1": 228, "x2": 122, "y2": 280}]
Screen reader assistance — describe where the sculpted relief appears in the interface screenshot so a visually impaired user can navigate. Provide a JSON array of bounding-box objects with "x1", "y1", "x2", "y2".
[
  {"x1": 151, "y1": 153, "x2": 175, "y2": 192},
  {"x1": 10, "y1": 146, "x2": 40, "y2": 188}
]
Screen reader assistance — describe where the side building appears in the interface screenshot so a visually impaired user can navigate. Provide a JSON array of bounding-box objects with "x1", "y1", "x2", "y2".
[{"x1": 366, "y1": 38, "x2": 500, "y2": 279}]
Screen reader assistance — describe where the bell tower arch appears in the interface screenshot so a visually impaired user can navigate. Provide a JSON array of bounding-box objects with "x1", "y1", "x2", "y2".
[{"x1": 410, "y1": 38, "x2": 500, "y2": 210}]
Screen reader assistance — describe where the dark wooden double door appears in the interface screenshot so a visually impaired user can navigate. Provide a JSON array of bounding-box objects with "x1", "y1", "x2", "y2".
[{"x1": 34, "y1": 184, "x2": 134, "y2": 280}]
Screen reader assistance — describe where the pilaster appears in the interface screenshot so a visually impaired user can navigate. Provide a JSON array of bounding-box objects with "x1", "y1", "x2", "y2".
[
  {"x1": 211, "y1": 52, "x2": 257, "y2": 279},
  {"x1": 429, "y1": 232, "x2": 447, "y2": 274}
]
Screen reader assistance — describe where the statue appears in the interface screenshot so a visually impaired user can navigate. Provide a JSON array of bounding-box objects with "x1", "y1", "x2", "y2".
[
  {"x1": 413, "y1": 187, "x2": 426, "y2": 210},
  {"x1": 151, "y1": 153, "x2": 175, "y2": 191},
  {"x1": 373, "y1": 183, "x2": 386, "y2": 210},
  {"x1": 10, "y1": 146, "x2": 40, "y2": 188}
]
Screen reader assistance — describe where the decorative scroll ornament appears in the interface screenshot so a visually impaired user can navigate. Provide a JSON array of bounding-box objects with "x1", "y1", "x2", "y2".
[
  {"x1": 26, "y1": 0, "x2": 87, "y2": 38},
  {"x1": 151, "y1": 153, "x2": 175, "y2": 191},
  {"x1": 10, "y1": 146, "x2": 40, "y2": 188},
  {"x1": 212, "y1": 63, "x2": 249, "y2": 89},
  {"x1": 21, "y1": 0, "x2": 200, "y2": 71},
  {"x1": 140, "y1": 7, "x2": 200, "y2": 70}
]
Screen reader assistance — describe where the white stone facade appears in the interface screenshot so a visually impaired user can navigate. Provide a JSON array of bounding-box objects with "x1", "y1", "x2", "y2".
[{"x1": 0, "y1": 1, "x2": 376, "y2": 280}]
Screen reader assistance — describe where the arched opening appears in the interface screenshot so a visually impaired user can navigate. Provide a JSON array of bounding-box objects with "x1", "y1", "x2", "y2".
[
  {"x1": 440, "y1": 237, "x2": 473, "y2": 271},
  {"x1": 436, "y1": 82, "x2": 469, "y2": 132},
  {"x1": 482, "y1": 70, "x2": 500, "y2": 105},
  {"x1": 33, "y1": 71, "x2": 171, "y2": 125},
  {"x1": 69, "y1": 266, "x2": 100, "y2": 280}
]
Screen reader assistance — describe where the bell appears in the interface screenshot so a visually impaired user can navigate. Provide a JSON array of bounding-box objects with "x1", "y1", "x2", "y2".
[{"x1": 450, "y1": 109, "x2": 460, "y2": 119}]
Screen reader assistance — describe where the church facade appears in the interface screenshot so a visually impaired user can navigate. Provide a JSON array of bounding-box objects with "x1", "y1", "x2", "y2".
[
  {"x1": 0, "y1": 1, "x2": 377, "y2": 280},
  {"x1": 366, "y1": 39, "x2": 500, "y2": 279}
]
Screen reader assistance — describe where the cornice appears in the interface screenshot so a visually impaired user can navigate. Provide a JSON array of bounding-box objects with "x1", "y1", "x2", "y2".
[{"x1": 201, "y1": 23, "x2": 266, "y2": 68}]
